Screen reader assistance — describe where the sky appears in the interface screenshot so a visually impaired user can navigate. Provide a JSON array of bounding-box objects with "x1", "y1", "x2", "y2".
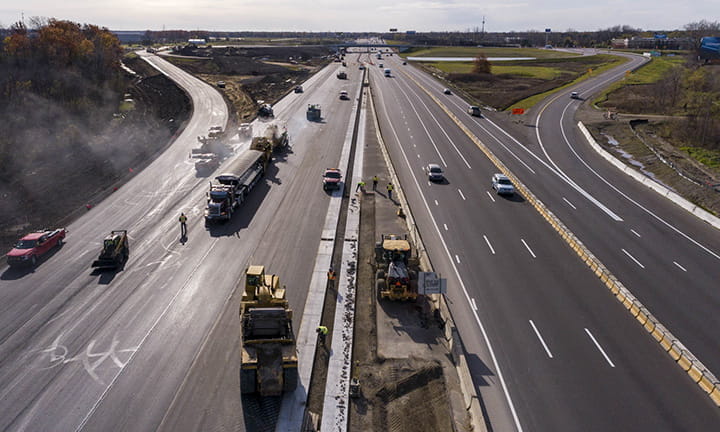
[{"x1": 1, "y1": 0, "x2": 718, "y2": 33}]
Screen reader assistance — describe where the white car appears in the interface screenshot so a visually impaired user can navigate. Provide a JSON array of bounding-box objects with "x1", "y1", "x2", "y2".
[
  {"x1": 443, "y1": 88, "x2": 452, "y2": 95},
  {"x1": 491, "y1": 173, "x2": 515, "y2": 195},
  {"x1": 427, "y1": 164, "x2": 444, "y2": 182}
]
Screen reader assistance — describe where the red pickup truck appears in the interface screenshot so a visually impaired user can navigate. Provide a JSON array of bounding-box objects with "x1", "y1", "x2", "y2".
[{"x1": 6, "y1": 228, "x2": 67, "y2": 267}]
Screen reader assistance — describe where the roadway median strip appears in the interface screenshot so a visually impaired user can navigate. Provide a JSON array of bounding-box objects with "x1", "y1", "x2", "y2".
[
  {"x1": 276, "y1": 70, "x2": 367, "y2": 431},
  {"x1": 368, "y1": 74, "x2": 488, "y2": 431},
  {"x1": 398, "y1": 67, "x2": 720, "y2": 408}
]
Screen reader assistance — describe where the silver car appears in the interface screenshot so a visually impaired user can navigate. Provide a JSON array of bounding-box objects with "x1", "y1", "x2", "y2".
[
  {"x1": 427, "y1": 164, "x2": 444, "y2": 182},
  {"x1": 491, "y1": 173, "x2": 515, "y2": 195}
]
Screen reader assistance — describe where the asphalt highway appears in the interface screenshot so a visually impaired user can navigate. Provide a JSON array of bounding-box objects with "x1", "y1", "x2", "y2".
[
  {"x1": 369, "y1": 51, "x2": 720, "y2": 431},
  {"x1": 0, "y1": 51, "x2": 361, "y2": 431},
  {"x1": 401, "y1": 51, "x2": 720, "y2": 374}
]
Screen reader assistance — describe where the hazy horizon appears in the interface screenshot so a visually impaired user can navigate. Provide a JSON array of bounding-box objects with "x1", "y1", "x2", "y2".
[{"x1": 1, "y1": 1, "x2": 717, "y2": 33}]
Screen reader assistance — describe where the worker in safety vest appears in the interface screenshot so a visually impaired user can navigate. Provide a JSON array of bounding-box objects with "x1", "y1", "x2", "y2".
[
  {"x1": 316, "y1": 325, "x2": 329, "y2": 345},
  {"x1": 179, "y1": 213, "x2": 188, "y2": 237},
  {"x1": 372, "y1": 175, "x2": 379, "y2": 190},
  {"x1": 386, "y1": 182, "x2": 394, "y2": 200}
]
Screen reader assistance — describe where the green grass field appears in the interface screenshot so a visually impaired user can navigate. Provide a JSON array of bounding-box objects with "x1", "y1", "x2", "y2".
[
  {"x1": 403, "y1": 46, "x2": 577, "y2": 59},
  {"x1": 594, "y1": 56, "x2": 685, "y2": 105},
  {"x1": 427, "y1": 61, "x2": 565, "y2": 80},
  {"x1": 508, "y1": 55, "x2": 628, "y2": 110},
  {"x1": 681, "y1": 147, "x2": 720, "y2": 169},
  {"x1": 622, "y1": 56, "x2": 686, "y2": 85}
]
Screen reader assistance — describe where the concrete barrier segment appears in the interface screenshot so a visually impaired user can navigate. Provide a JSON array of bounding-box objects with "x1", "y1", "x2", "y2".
[
  {"x1": 709, "y1": 387, "x2": 720, "y2": 407},
  {"x1": 677, "y1": 353, "x2": 693, "y2": 371},
  {"x1": 578, "y1": 121, "x2": 720, "y2": 231},
  {"x1": 688, "y1": 363, "x2": 704, "y2": 383}
]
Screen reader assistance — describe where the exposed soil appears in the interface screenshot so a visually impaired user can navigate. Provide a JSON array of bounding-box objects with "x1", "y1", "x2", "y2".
[
  {"x1": 420, "y1": 55, "x2": 618, "y2": 110},
  {"x1": 348, "y1": 193, "x2": 453, "y2": 432},
  {"x1": 164, "y1": 46, "x2": 333, "y2": 125},
  {"x1": 0, "y1": 57, "x2": 191, "y2": 253},
  {"x1": 576, "y1": 104, "x2": 720, "y2": 216}
]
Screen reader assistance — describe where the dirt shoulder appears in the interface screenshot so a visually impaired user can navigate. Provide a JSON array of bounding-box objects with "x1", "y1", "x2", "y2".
[
  {"x1": 0, "y1": 57, "x2": 191, "y2": 254},
  {"x1": 163, "y1": 45, "x2": 333, "y2": 125},
  {"x1": 577, "y1": 103, "x2": 720, "y2": 216}
]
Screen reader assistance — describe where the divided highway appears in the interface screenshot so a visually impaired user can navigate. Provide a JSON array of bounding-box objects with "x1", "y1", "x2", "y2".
[
  {"x1": 0, "y1": 52, "x2": 361, "y2": 431},
  {"x1": 369, "y1": 51, "x2": 720, "y2": 431}
]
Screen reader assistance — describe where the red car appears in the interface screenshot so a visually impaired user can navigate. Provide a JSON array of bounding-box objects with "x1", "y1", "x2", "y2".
[{"x1": 6, "y1": 228, "x2": 66, "y2": 267}]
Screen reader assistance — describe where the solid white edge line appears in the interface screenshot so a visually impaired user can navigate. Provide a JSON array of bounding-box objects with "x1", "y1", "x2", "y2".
[
  {"x1": 471, "y1": 298, "x2": 478, "y2": 311},
  {"x1": 584, "y1": 328, "x2": 616, "y2": 367},
  {"x1": 529, "y1": 320, "x2": 553, "y2": 358},
  {"x1": 377, "y1": 83, "x2": 524, "y2": 432}
]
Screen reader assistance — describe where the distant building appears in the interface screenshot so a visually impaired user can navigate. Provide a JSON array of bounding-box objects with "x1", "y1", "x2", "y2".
[{"x1": 188, "y1": 38, "x2": 206, "y2": 45}]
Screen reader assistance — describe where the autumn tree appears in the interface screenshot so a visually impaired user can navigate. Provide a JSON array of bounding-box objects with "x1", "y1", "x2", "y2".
[{"x1": 473, "y1": 51, "x2": 491, "y2": 74}]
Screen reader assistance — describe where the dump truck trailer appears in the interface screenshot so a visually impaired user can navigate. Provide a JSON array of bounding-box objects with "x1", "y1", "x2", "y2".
[{"x1": 205, "y1": 150, "x2": 266, "y2": 223}]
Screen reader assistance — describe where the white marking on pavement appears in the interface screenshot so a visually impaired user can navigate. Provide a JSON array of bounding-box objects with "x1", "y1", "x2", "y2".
[
  {"x1": 562, "y1": 197, "x2": 577, "y2": 209},
  {"x1": 529, "y1": 320, "x2": 553, "y2": 358},
  {"x1": 458, "y1": 189, "x2": 466, "y2": 200},
  {"x1": 443, "y1": 223, "x2": 448, "y2": 231},
  {"x1": 621, "y1": 248, "x2": 645, "y2": 269},
  {"x1": 630, "y1": 229, "x2": 641, "y2": 238},
  {"x1": 486, "y1": 191, "x2": 496, "y2": 202},
  {"x1": 471, "y1": 298, "x2": 478, "y2": 310},
  {"x1": 585, "y1": 328, "x2": 616, "y2": 367},
  {"x1": 483, "y1": 235, "x2": 496, "y2": 255},
  {"x1": 673, "y1": 261, "x2": 687, "y2": 272},
  {"x1": 455, "y1": 254, "x2": 461, "y2": 264},
  {"x1": 379, "y1": 84, "x2": 524, "y2": 432},
  {"x1": 521, "y1": 239, "x2": 537, "y2": 258},
  {"x1": 434, "y1": 200, "x2": 439, "y2": 206}
]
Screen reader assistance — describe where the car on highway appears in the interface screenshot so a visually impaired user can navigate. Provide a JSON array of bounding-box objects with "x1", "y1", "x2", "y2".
[
  {"x1": 467, "y1": 106, "x2": 482, "y2": 117},
  {"x1": 443, "y1": 88, "x2": 452, "y2": 95},
  {"x1": 216, "y1": 81, "x2": 226, "y2": 88},
  {"x1": 6, "y1": 228, "x2": 66, "y2": 267},
  {"x1": 570, "y1": 91, "x2": 580, "y2": 99},
  {"x1": 426, "y1": 164, "x2": 444, "y2": 182},
  {"x1": 322, "y1": 168, "x2": 343, "y2": 191},
  {"x1": 359, "y1": 64, "x2": 365, "y2": 70},
  {"x1": 294, "y1": 85, "x2": 304, "y2": 93},
  {"x1": 258, "y1": 103, "x2": 274, "y2": 117},
  {"x1": 402, "y1": 61, "x2": 407, "y2": 65},
  {"x1": 379, "y1": 63, "x2": 384, "y2": 68},
  {"x1": 491, "y1": 173, "x2": 515, "y2": 196},
  {"x1": 339, "y1": 90, "x2": 349, "y2": 100}
]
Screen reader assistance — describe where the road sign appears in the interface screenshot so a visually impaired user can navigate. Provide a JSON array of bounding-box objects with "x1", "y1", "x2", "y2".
[{"x1": 419, "y1": 272, "x2": 447, "y2": 295}]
